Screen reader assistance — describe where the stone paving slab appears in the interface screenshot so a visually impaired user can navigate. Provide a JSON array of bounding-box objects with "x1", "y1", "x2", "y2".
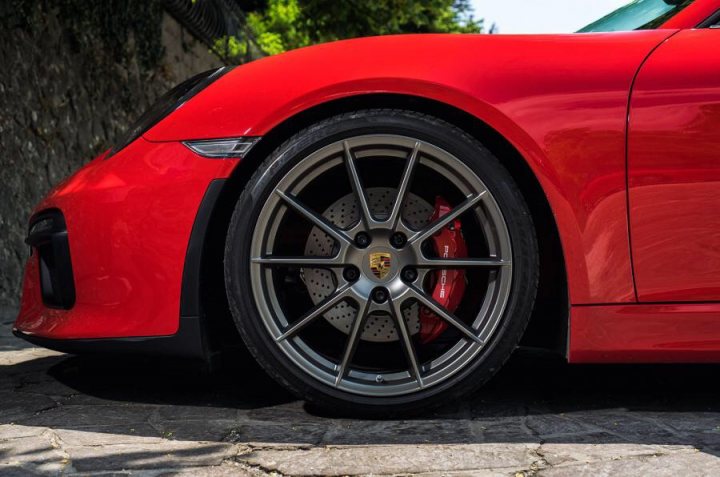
[{"x1": 1, "y1": 309, "x2": 719, "y2": 476}]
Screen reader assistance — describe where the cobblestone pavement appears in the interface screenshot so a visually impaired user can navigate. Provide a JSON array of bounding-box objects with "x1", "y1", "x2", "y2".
[{"x1": 1, "y1": 306, "x2": 719, "y2": 476}]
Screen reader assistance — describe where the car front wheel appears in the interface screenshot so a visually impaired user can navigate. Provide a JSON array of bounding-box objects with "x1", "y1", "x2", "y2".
[{"x1": 225, "y1": 109, "x2": 538, "y2": 416}]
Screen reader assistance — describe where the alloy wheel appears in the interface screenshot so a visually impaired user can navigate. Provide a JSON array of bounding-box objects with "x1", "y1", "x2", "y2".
[{"x1": 249, "y1": 134, "x2": 513, "y2": 396}]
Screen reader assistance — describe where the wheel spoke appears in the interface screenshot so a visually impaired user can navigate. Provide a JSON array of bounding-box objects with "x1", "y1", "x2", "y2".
[
  {"x1": 277, "y1": 285, "x2": 352, "y2": 341},
  {"x1": 416, "y1": 257, "x2": 511, "y2": 268},
  {"x1": 408, "y1": 287, "x2": 484, "y2": 345},
  {"x1": 334, "y1": 296, "x2": 372, "y2": 386},
  {"x1": 389, "y1": 296, "x2": 424, "y2": 388},
  {"x1": 408, "y1": 192, "x2": 486, "y2": 245},
  {"x1": 275, "y1": 190, "x2": 352, "y2": 245},
  {"x1": 387, "y1": 141, "x2": 421, "y2": 230},
  {"x1": 343, "y1": 140, "x2": 374, "y2": 229},
  {"x1": 252, "y1": 256, "x2": 343, "y2": 267}
]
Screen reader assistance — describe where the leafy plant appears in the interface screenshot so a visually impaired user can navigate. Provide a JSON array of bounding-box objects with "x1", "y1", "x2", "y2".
[{"x1": 233, "y1": 0, "x2": 482, "y2": 62}]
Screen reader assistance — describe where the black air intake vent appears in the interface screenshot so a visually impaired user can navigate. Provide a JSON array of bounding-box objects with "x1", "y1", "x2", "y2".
[{"x1": 26, "y1": 210, "x2": 76, "y2": 310}]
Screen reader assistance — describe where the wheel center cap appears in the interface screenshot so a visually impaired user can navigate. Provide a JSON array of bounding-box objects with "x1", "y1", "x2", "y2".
[{"x1": 364, "y1": 248, "x2": 396, "y2": 282}]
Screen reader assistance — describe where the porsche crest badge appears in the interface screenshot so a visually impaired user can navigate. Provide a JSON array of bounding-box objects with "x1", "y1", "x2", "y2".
[{"x1": 369, "y1": 252, "x2": 392, "y2": 280}]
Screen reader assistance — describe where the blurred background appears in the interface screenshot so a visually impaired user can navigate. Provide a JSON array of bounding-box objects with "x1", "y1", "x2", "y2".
[{"x1": 0, "y1": 0, "x2": 626, "y2": 310}]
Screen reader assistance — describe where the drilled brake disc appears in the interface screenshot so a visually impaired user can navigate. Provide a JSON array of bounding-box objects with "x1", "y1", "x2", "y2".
[{"x1": 303, "y1": 187, "x2": 433, "y2": 342}]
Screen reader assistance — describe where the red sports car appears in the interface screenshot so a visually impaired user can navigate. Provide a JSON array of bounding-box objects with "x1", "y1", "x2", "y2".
[{"x1": 15, "y1": 0, "x2": 720, "y2": 415}]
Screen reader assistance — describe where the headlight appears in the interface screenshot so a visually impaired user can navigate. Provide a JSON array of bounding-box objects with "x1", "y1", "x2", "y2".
[
  {"x1": 108, "y1": 66, "x2": 232, "y2": 158},
  {"x1": 183, "y1": 137, "x2": 259, "y2": 158}
]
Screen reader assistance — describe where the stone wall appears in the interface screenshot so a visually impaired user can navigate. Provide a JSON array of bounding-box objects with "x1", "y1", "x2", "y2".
[{"x1": 0, "y1": 4, "x2": 222, "y2": 307}]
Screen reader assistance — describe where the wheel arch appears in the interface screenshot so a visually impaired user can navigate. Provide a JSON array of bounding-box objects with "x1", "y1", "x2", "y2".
[{"x1": 196, "y1": 93, "x2": 569, "y2": 356}]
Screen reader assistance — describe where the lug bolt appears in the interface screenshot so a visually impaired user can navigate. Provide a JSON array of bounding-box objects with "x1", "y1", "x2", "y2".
[
  {"x1": 371, "y1": 287, "x2": 389, "y2": 303},
  {"x1": 355, "y1": 232, "x2": 371, "y2": 248},
  {"x1": 343, "y1": 266, "x2": 360, "y2": 282},
  {"x1": 390, "y1": 232, "x2": 407, "y2": 248},
  {"x1": 402, "y1": 267, "x2": 418, "y2": 283}
]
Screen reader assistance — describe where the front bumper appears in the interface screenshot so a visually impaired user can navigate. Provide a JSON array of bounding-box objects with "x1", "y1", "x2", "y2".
[
  {"x1": 13, "y1": 316, "x2": 207, "y2": 358},
  {"x1": 14, "y1": 137, "x2": 236, "y2": 343}
]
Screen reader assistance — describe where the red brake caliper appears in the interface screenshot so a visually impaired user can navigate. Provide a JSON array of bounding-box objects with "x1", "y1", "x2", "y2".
[{"x1": 419, "y1": 196, "x2": 468, "y2": 344}]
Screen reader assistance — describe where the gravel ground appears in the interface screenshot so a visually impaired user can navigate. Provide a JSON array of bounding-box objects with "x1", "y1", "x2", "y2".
[{"x1": 1, "y1": 305, "x2": 719, "y2": 476}]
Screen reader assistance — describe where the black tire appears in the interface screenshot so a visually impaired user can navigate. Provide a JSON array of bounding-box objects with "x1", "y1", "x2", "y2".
[{"x1": 225, "y1": 109, "x2": 539, "y2": 417}]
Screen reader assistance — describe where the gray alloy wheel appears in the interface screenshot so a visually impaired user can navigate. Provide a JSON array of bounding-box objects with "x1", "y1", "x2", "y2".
[
  {"x1": 225, "y1": 110, "x2": 538, "y2": 416},
  {"x1": 249, "y1": 134, "x2": 512, "y2": 396}
]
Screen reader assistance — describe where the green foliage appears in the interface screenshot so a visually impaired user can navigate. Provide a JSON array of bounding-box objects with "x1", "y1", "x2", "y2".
[
  {"x1": 247, "y1": 0, "x2": 307, "y2": 55},
  {"x1": 237, "y1": 0, "x2": 482, "y2": 61},
  {"x1": 211, "y1": 35, "x2": 248, "y2": 59}
]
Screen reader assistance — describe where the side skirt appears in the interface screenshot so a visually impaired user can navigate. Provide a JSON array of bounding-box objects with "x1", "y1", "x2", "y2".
[{"x1": 569, "y1": 303, "x2": 720, "y2": 363}]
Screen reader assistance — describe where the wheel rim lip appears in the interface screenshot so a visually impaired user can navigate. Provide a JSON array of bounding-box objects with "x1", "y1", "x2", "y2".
[{"x1": 248, "y1": 134, "x2": 513, "y2": 397}]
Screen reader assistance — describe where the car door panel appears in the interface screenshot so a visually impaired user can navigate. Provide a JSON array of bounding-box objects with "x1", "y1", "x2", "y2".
[{"x1": 629, "y1": 29, "x2": 720, "y2": 302}]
